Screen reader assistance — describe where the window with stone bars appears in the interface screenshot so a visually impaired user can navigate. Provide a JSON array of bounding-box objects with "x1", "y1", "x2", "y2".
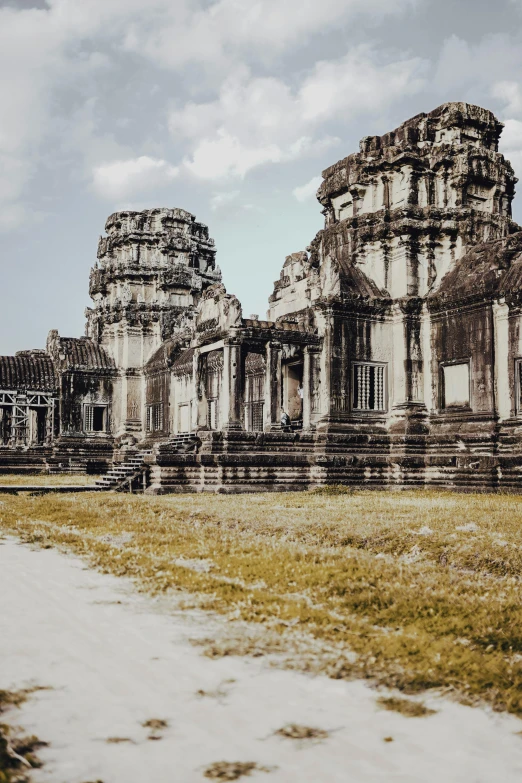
[
  {"x1": 84, "y1": 404, "x2": 94, "y2": 432},
  {"x1": 84, "y1": 404, "x2": 106, "y2": 432},
  {"x1": 153, "y1": 403, "x2": 163, "y2": 432},
  {"x1": 352, "y1": 363, "x2": 386, "y2": 412},
  {"x1": 146, "y1": 403, "x2": 164, "y2": 432}
]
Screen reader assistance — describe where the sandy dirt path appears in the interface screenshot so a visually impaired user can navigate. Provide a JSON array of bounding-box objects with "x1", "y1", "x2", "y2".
[{"x1": 2, "y1": 537, "x2": 522, "y2": 783}]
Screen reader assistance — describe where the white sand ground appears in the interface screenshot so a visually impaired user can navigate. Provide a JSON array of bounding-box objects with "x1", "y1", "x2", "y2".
[{"x1": 2, "y1": 538, "x2": 522, "y2": 783}]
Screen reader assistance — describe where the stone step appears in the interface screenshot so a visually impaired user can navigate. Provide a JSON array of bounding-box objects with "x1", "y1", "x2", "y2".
[{"x1": 94, "y1": 451, "x2": 150, "y2": 491}]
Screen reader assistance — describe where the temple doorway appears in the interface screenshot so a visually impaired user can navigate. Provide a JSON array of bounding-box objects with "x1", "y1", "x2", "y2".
[
  {"x1": 283, "y1": 360, "x2": 303, "y2": 426},
  {"x1": 0, "y1": 407, "x2": 12, "y2": 445},
  {"x1": 28, "y1": 407, "x2": 47, "y2": 445}
]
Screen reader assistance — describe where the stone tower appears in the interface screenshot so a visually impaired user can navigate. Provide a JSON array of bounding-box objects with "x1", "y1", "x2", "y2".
[
  {"x1": 268, "y1": 102, "x2": 520, "y2": 436},
  {"x1": 269, "y1": 103, "x2": 519, "y2": 322},
  {"x1": 316, "y1": 101, "x2": 518, "y2": 300},
  {"x1": 85, "y1": 207, "x2": 220, "y2": 439}
]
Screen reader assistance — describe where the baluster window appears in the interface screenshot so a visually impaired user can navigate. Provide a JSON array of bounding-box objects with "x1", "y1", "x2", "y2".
[{"x1": 352, "y1": 363, "x2": 387, "y2": 412}]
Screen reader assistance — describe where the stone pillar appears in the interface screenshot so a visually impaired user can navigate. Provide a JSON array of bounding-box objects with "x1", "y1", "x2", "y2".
[
  {"x1": 390, "y1": 304, "x2": 407, "y2": 412},
  {"x1": 223, "y1": 339, "x2": 243, "y2": 430},
  {"x1": 389, "y1": 298, "x2": 428, "y2": 435},
  {"x1": 302, "y1": 345, "x2": 321, "y2": 430},
  {"x1": 45, "y1": 401, "x2": 55, "y2": 445},
  {"x1": 421, "y1": 304, "x2": 433, "y2": 412},
  {"x1": 265, "y1": 341, "x2": 282, "y2": 431},
  {"x1": 315, "y1": 309, "x2": 334, "y2": 431},
  {"x1": 302, "y1": 347, "x2": 311, "y2": 430},
  {"x1": 493, "y1": 299, "x2": 511, "y2": 420},
  {"x1": 192, "y1": 348, "x2": 201, "y2": 432}
]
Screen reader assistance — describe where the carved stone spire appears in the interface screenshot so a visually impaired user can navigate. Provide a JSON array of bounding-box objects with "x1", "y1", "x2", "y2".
[{"x1": 85, "y1": 207, "x2": 220, "y2": 368}]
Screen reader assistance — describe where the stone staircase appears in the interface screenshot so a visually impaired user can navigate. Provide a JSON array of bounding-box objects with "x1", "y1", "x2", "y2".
[
  {"x1": 168, "y1": 433, "x2": 200, "y2": 452},
  {"x1": 95, "y1": 450, "x2": 151, "y2": 492}
]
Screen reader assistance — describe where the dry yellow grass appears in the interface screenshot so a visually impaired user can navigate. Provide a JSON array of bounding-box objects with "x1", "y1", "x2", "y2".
[
  {"x1": 0, "y1": 474, "x2": 99, "y2": 487},
  {"x1": 0, "y1": 688, "x2": 48, "y2": 782},
  {"x1": 274, "y1": 724, "x2": 329, "y2": 740},
  {"x1": 2, "y1": 489, "x2": 522, "y2": 715},
  {"x1": 203, "y1": 761, "x2": 271, "y2": 780},
  {"x1": 376, "y1": 696, "x2": 436, "y2": 718}
]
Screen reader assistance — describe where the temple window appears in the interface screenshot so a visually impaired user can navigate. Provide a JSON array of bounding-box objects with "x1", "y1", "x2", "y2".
[
  {"x1": 244, "y1": 352, "x2": 266, "y2": 432},
  {"x1": 146, "y1": 403, "x2": 164, "y2": 432},
  {"x1": 84, "y1": 404, "x2": 107, "y2": 433},
  {"x1": 441, "y1": 361, "x2": 470, "y2": 409},
  {"x1": 352, "y1": 363, "x2": 386, "y2": 412}
]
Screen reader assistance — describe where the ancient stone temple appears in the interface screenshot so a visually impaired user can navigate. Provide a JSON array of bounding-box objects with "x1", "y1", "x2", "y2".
[{"x1": 4, "y1": 101, "x2": 522, "y2": 492}]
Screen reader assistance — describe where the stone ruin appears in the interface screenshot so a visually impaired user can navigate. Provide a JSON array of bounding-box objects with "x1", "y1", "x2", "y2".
[{"x1": 3, "y1": 101, "x2": 522, "y2": 492}]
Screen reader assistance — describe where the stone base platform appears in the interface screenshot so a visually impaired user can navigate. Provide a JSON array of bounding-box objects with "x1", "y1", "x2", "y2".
[{"x1": 144, "y1": 429, "x2": 522, "y2": 494}]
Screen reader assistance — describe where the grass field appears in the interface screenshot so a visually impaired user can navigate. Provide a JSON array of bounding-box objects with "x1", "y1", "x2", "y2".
[
  {"x1": 2, "y1": 488, "x2": 522, "y2": 717},
  {"x1": 0, "y1": 473, "x2": 99, "y2": 486}
]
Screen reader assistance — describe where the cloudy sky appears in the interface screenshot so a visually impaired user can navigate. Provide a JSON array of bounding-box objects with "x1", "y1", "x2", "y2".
[{"x1": 2, "y1": 0, "x2": 522, "y2": 354}]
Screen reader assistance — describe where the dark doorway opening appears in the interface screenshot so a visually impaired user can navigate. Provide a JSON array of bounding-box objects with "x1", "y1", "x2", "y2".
[
  {"x1": 92, "y1": 406, "x2": 105, "y2": 432},
  {"x1": 0, "y1": 407, "x2": 12, "y2": 445},
  {"x1": 36, "y1": 408, "x2": 46, "y2": 444}
]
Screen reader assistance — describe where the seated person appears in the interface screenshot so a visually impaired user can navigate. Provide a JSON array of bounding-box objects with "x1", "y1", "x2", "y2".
[{"x1": 280, "y1": 409, "x2": 291, "y2": 430}]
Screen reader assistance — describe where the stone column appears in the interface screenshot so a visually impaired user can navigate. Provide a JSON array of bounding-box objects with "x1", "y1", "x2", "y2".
[
  {"x1": 315, "y1": 308, "x2": 334, "y2": 431},
  {"x1": 493, "y1": 299, "x2": 511, "y2": 420},
  {"x1": 389, "y1": 298, "x2": 428, "y2": 435},
  {"x1": 421, "y1": 303, "x2": 433, "y2": 412},
  {"x1": 302, "y1": 346, "x2": 312, "y2": 430},
  {"x1": 265, "y1": 340, "x2": 282, "y2": 431},
  {"x1": 191, "y1": 348, "x2": 200, "y2": 432},
  {"x1": 301, "y1": 345, "x2": 322, "y2": 430},
  {"x1": 223, "y1": 339, "x2": 243, "y2": 430},
  {"x1": 45, "y1": 401, "x2": 55, "y2": 445}
]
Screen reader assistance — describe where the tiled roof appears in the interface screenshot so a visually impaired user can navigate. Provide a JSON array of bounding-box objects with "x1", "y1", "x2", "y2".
[
  {"x1": 56, "y1": 337, "x2": 115, "y2": 370},
  {"x1": 0, "y1": 352, "x2": 56, "y2": 391},
  {"x1": 171, "y1": 347, "x2": 195, "y2": 376},
  {"x1": 146, "y1": 338, "x2": 180, "y2": 372},
  {"x1": 429, "y1": 232, "x2": 522, "y2": 308}
]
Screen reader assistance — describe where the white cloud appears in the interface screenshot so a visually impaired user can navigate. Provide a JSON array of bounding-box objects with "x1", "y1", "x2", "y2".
[
  {"x1": 500, "y1": 119, "x2": 522, "y2": 150},
  {"x1": 0, "y1": 203, "x2": 28, "y2": 233},
  {"x1": 492, "y1": 81, "x2": 522, "y2": 117},
  {"x1": 123, "y1": 0, "x2": 422, "y2": 71},
  {"x1": 0, "y1": 0, "x2": 425, "y2": 225},
  {"x1": 491, "y1": 82, "x2": 522, "y2": 177},
  {"x1": 185, "y1": 130, "x2": 284, "y2": 180},
  {"x1": 91, "y1": 156, "x2": 179, "y2": 200},
  {"x1": 298, "y1": 50, "x2": 425, "y2": 123},
  {"x1": 434, "y1": 34, "x2": 522, "y2": 96},
  {"x1": 171, "y1": 49, "x2": 425, "y2": 180},
  {"x1": 293, "y1": 175, "x2": 323, "y2": 203},
  {"x1": 210, "y1": 190, "x2": 240, "y2": 211},
  {"x1": 499, "y1": 119, "x2": 522, "y2": 177}
]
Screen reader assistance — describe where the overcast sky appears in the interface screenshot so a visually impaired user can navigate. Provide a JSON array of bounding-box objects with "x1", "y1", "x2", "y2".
[{"x1": 2, "y1": 0, "x2": 522, "y2": 354}]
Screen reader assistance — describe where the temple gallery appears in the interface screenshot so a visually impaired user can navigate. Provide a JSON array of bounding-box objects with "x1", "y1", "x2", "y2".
[{"x1": 2, "y1": 102, "x2": 522, "y2": 493}]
